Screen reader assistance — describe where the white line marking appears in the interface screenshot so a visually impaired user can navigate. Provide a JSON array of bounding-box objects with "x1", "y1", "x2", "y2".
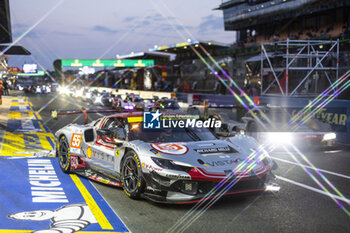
[
  {"x1": 276, "y1": 175, "x2": 350, "y2": 203},
  {"x1": 272, "y1": 156, "x2": 350, "y2": 180},
  {"x1": 324, "y1": 150, "x2": 342, "y2": 154}
]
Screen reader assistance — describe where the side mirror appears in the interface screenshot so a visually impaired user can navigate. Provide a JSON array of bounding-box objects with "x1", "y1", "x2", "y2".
[{"x1": 96, "y1": 128, "x2": 112, "y2": 138}]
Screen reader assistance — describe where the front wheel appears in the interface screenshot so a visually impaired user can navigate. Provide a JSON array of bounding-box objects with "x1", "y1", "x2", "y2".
[
  {"x1": 58, "y1": 136, "x2": 71, "y2": 173},
  {"x1": 121, "y1": 151, "x2": 145, "y2": 199}
]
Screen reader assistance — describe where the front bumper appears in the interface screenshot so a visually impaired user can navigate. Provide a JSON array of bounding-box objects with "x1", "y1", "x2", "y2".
[{"x1": 142, "y1": 171, "x2": 278, "y2": 203}]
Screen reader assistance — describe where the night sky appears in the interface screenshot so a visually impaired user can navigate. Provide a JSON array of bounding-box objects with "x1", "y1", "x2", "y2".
[{"x1": 8, "y1": 0, "x2": 235, "y2": 70}]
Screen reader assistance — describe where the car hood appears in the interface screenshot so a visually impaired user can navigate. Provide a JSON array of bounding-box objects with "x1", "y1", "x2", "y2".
[{"x1": 131, "y1": 136, "x2": 268, "y2": 175}]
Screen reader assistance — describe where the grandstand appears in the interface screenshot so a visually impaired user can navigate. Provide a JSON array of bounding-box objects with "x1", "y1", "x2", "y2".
[
  {"x1": 218, "y1": 0, "x2": 350, "y2": 44},
  {"x1": 217, "y1": 0, "x2": 350, "y2": 96}
]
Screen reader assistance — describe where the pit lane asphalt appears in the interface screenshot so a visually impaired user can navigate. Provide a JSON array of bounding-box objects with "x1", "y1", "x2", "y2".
[{"x1": 28, "y1": 93, "x2": 350, "y2": 233}]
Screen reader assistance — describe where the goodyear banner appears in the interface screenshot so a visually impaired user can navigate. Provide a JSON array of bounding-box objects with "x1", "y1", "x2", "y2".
[
  {"x1": 289, "y1": 107, "x2": 348, "y2": 132},
  {"x1": 0, "y1": 157, "x2": 129, "y2": 232}
]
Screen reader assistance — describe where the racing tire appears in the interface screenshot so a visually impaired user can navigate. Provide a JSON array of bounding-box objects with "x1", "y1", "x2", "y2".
[
  {"x1": 121, "y1": 151, "x2": 145, "y2": 199},
  {"x1": 58, "y1": 136, "x2": 71, "y2": 173}
]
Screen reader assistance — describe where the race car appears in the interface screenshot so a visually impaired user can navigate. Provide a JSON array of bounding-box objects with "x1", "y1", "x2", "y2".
[
  {"x1": 151, "y1": 97, "x2": 180, "y2": 111},
  {"x1": 242, "y1": 105, "x2": 336, "y2": 148},
  {"x1": 111, "y1": 95, "x2": 136, "y2": 111},
  {"x1": 55, "y1": 112, "x2": 279, "y2": 203},
  {"x1": 127, "y1": 94, "x2": 154, "y2": 111},
  {"x1": 35, "y1": 85, "x2": 51, "y2": 94},
  {"x1": 92, "y1": 91, "x2": 113, "y2": 106}
]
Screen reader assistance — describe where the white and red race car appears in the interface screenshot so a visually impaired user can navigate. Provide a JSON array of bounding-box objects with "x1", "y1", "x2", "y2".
[{"x1": 55, "y1": 112, "x2": 279, "y2": 203}]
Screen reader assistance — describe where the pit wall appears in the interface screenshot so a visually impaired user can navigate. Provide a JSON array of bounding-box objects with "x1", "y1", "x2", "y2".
[
  {"x1": 93, "y1": 87, "x2": 172, "y2": 99},
  {"x1": 93, "y1": 88, "x2": 350, "y2": 143}
]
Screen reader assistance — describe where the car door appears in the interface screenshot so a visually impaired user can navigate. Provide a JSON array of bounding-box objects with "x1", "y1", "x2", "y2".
[{"x1": 89, "y1": 117, "x2": 125, "y2": 176}]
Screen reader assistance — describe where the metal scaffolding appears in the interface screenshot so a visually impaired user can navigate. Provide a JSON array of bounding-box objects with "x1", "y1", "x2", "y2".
[{"x1": 260, "y1": 39, "x2": 339, "y2": 96}]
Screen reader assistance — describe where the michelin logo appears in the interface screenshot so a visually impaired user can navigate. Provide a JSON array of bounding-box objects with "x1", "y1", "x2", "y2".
[
  {"x1": 143, "y1": 110, "x2": 162, "y2": 129},
  {"x1": 8, "y1": 203, "x2": 97, "y2": 233}
]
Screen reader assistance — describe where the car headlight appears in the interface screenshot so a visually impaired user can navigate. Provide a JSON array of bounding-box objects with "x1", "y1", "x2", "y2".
[
  {"x1": 84, "y1": 92, "x2": 91, "y2": 98},
  {"x1": 323, "y1": 133, "x2": 336, "y2": 141},
  {"x1": 124, "y1": 105, "x2": 134, "y2": 110},
  {"x1": 94, "y1": 96, "x2": 102, "y2": 103},
  {"x1": 58, "y1": 86, "x2": 69, "y2": 94},
  {"x1": 267, "y1": 132, "x2": 293, "y2": 144},
  {"x1": 151, "y1": 157, "x2": 192, "y2": 171}
]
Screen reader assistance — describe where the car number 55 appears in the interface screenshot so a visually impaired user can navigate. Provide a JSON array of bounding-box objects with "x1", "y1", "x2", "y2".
[{"x1": 71, "y1": 133, "x2": 82, "y2": 149}]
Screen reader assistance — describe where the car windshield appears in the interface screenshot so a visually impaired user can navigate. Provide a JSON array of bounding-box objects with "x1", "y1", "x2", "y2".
[{"x1": 128, "y1": 123, "x2": 216, "y2": 143}]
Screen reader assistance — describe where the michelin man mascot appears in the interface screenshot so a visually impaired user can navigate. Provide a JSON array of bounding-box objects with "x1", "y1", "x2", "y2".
[{"x1": 8, "y1": 203, "x2": 97, "y2": 233}]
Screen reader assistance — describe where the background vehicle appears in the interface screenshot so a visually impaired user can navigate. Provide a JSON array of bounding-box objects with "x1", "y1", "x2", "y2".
[
  {"x1": 242, "y1": 106, "x2": 336, "y2": 148},
  {"x1": 112, "y1": 95, "x2": 136, "y2": 112}
]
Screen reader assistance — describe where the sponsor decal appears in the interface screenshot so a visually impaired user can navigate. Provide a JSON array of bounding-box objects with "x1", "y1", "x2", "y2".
[
  {"x1": 28, "y1": 159, "x2": 68, "y2": 203},
  {"x1": 165, "y1": 174, "x2": 190, "y2": 179},
  {"x1": 194, "y1": 146, "x2": 237, "y2": 154},
  {"x1": 115, "y1": 149, "x2": 120, "y2": 157},
  {"x1": 151, "y1": 143, "x2": 188, "y2": 155},
  {"x1": 70, "y1": 133, "x2": 82, "y2": 154},
  {"x1": 8, "y1": 203, "x2": 97, "y2": 232},
  {"x1": 205, "y1": 158, "x2": 242, "y2": 167},
  {"x1": 71, "y1": 156, "x2": 79, "y2": 170},
  {"x1": 0, "y1": 157, "x2": 129, "y2": 232},
  {"x1": 87, "y1": 146, "x2": 92, "y2": 159},
  {"x1": 143, "y1": 163, "x2": 163, "y2": 172},
  {"x1": 290, "y1": 107, "x2": 347, "y2": 132},
  {"x1": 88, "y1": 174, "x2": 122, "y2": 187}
]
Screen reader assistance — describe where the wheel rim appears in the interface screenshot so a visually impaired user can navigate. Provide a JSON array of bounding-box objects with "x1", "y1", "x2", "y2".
[
  {"x1": 122, "y1": 157, "x2": 140, "y2": 193},
  {"x1": 59, "y1": 139, "x2": 69, "y2": 169}
]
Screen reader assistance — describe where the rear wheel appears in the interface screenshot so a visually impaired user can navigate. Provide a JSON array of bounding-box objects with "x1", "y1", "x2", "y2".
[
  {"x1": 58, "y1": 136, "x2": 71, "y2": 173},
  {"x1": 121, "y1": 151, "x2": 145, "y2": 199}
]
